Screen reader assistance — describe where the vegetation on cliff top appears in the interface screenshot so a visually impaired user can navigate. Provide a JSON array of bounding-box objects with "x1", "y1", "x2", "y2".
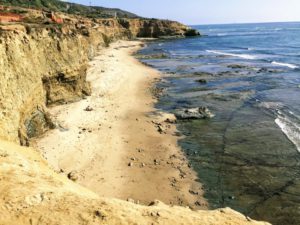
[{"x1": 1, "y1": 0, "x2": 139, "y2": 18}]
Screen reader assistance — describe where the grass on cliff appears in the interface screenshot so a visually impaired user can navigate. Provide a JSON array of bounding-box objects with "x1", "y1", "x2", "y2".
[{"x1": 1, "y1": 0, "x2": 139, "y2": 19}]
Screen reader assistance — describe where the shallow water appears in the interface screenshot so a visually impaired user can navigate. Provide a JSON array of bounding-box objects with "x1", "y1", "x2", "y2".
[{"x1": 138, "y1": 22, "x2": 300, "y2": 225}]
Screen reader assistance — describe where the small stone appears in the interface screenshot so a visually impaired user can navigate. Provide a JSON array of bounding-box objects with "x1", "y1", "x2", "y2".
[
  {"x1": 94, "y1": 210, "x2": 106, "y2": 219},
  {"x1": 189, "y1": 190, "x2": 199, "y2": 195},
  {"x1": 154, "y1": 159, "x2": 159, "y2": 165},
  {"x1": 228, "y1": 195, "x2": 235, "y2": 200},
  {"x1": 127, "y1": 198, "x2": 135, "y2": 203},
  {"x1": 67, "y1": 171, "x2": 79, "y2": 181},
  {"x1": 157, "y1": 125, "x2": 163, "y2": 134},
  {"x1": 194, "y1": 201, "x2": 202, "y2": 206},
  {"x1": 141, "y1": 163, "x2": 145, "y2": 167},
  {"x1": 128, "y1": 162, "x2": 133, "y2": 167},
  {"x1": 84, "y1": 106, "x2": 93, "y2": 111}
]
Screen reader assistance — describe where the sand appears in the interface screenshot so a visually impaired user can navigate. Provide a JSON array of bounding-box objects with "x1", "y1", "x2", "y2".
[{"x1": 33, "y1": 40, "x2": 206, "y2": 209}]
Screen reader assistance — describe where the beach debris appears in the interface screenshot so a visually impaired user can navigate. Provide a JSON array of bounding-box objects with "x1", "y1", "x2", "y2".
[
  {"x1": 67, "y1": 171, "x2": 79, "y2": 181},
  {"x1": 84, "y1": 106, "x2": 93, "y2": 111},
  {"x1": 175, "y1": 107, "x2": 214, "y2": 120}
]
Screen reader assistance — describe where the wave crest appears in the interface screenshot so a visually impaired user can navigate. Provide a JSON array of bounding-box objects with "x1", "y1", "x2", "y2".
[{"x1": 206, "y1": 50, "x2": 256, "y2": 60}]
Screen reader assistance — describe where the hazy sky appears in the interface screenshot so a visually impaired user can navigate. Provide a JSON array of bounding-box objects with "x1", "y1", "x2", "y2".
[{"x1": 66, "y1": 0, "x2": 300, "y2": 25}]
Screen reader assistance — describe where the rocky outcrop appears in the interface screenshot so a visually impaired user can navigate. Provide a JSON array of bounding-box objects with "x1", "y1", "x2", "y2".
[
  {"x1": 128, "y1": 18, "x2": 199, "y2": 38},
  {"x1": 0, "y1": 140, "x2": 270, "y2": 225},
  {"x1": 175, "y1": 107, "x2": 215, "y2": 120}
]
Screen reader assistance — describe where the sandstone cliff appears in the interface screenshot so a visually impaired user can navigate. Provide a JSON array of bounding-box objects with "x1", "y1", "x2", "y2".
[
  {"x1": 0, "y1": 9, "x2": 270, "y2": 225},
  {"x1": 0, "y1": 14, "x2": 197, "y2": 145}
]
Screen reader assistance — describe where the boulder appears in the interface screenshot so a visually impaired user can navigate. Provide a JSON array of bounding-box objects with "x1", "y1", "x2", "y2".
[{"x1": 175, "y1": 107, "x2": 214, "y2": 120}]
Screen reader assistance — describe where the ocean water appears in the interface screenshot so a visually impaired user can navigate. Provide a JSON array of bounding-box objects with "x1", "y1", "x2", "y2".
[{"x1": 137, "y1": 22, "x2": 300, "y2": 225}]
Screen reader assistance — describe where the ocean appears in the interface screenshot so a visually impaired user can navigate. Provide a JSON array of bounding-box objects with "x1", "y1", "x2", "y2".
[{"x1": 137, "y1": 22, "x2": 300, "y2": 225}]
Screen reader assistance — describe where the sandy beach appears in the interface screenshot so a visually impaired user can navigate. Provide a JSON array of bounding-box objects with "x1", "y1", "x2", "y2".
[{"x1": 33, "y1": 40, "x2": 206, "y2": 209}]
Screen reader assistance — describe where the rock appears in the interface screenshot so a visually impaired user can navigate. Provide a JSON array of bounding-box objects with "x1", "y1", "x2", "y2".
[
  {"x1": 94, "y1": 210, "x2": 105, "y2": 219},
  {"x1": 154, "y1": 159, "x2": 160, "y2": 165},
  {"x1": 184, "y1": 29, "x2": 200, "y2": 37},
  {"x1": 128, "y1": 162, "x2": 133, "y2": 167},
  {"x1": 67, "y1": 171, "x2": 79, "y2": 181},
  {"x1": 157, "y1": 125, "x2": 164, "y2": 134},
  {"x1": 196, "y1": 79, "x2": 207, "y2": 84},
  {"x1": 127, "y1": 198, "x2": 135, "y2": 203},
  {"x1": 84, "y1": 106, "x2": 93, "y2": 111},
  {"x1": 227, "y1": 64, "x2": 250, "y2": 69},
  {"x1": 136, "y1": 53, "x2": 169, "y2": 59},
  {"x1": 189, "y1": 190, "x2": 199, "y2": 195},
  {"x1": 195, "y1": 201, "x2": 203, "y2": 206},
  {"x1": 193, "y1": 71, "x2": 214, "y2": 76},
  {"x1": 175, "y1": 107, "x2": 214, "y2": 120},
  {"x1": 165, "y1": 117, "x2": 177, "y2": 124}
]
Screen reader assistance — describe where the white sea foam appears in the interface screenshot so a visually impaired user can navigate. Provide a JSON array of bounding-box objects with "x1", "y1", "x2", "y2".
[
  {"x1": 275, "y1": 113, "x2": 300, "y2": 153},
  {"x1": 271, "y1": 61, "x2": 299, "y2": 69},
  {"x1": 206, "y1": 50, "x2": 256, "y2": 60}
]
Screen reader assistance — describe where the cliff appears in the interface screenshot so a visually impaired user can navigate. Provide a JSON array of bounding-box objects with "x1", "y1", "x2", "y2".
[
  {"x1": 0, "y1": 12, "x2": 198, "y2": 145},
  {"x1": 0, "y1": 7, "x2": 270, "y2": 225}
]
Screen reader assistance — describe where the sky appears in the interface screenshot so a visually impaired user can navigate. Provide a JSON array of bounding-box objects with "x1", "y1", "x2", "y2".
[{"x1": 65, "y1": 0, "x2": 300, "y2": 25}]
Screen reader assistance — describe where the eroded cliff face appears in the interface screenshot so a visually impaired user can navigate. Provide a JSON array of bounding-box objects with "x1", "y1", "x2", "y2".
[
  {"x1": 128, "y1": 19, "x2": 193, "y2": 38},
  {"x1": 0, "y1": 25, "x2": 105, "y2": 144},
  {"x1": 0, "y1": 16, "x2": 196, "y2": 145}
]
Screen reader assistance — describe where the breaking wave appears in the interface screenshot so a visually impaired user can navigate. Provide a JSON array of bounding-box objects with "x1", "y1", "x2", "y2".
[{"x1": 206, "y1": 50, "x2": 256, "y2": 60}]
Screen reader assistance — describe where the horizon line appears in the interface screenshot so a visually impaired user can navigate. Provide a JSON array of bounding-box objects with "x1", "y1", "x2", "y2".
[{"x1": 188, "y1": 20, "x2": 300, "y2": 26}]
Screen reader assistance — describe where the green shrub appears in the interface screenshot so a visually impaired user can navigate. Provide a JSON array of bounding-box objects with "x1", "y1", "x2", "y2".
[{"x1": 102, "y1": 33, "x2": 112, "y2": 47}]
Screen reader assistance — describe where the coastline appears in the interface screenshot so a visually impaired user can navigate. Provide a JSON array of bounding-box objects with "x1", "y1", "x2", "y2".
[{"x1": 33, "y1": 40, "x2": 207, "y2": 209}]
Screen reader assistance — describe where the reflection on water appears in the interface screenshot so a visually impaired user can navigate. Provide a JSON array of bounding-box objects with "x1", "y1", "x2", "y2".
[{"x1": 138, "y1": 22, "x2": 300, "y2": 225}]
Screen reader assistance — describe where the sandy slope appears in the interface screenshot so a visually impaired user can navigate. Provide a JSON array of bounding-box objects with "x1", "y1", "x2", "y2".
[
  {"x1": 33, "y1": 40, "x2": 206, "y2": 208},
  {"x1": 0, "y1": 140, "x2": 270, "y2": 225}
]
